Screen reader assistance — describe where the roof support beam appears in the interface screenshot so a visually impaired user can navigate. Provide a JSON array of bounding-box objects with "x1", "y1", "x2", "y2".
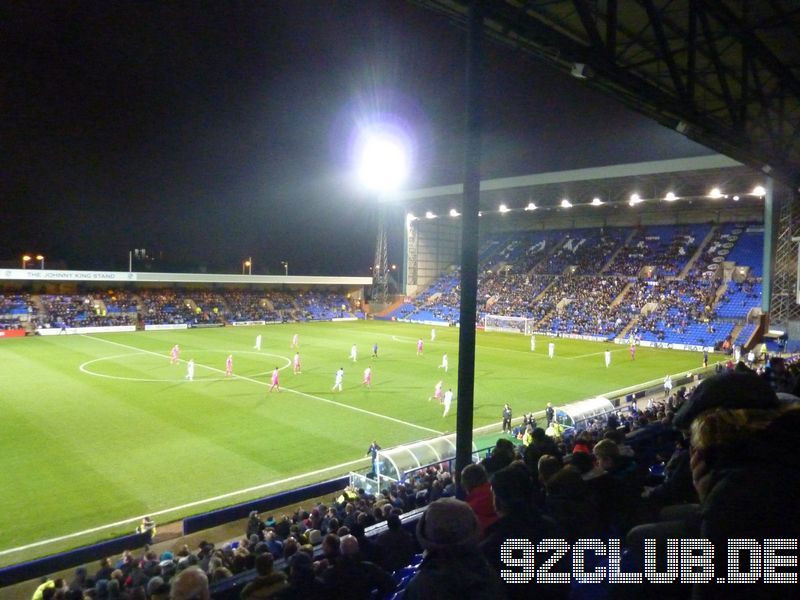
[{"x1": 640, "y1": 0, "x2": 688, "y2": 102}]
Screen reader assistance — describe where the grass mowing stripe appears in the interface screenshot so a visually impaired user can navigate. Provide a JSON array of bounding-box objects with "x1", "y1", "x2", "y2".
[{"x1": 81, "y1": 335, "x2": 445, "y2": 435}]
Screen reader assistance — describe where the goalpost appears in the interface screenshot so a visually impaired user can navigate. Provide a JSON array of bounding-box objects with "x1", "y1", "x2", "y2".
[{"x1": 483, "y1": 314, "x2": 537, "y2": 335}]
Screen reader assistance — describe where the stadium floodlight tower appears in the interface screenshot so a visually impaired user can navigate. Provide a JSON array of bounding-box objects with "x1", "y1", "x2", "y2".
[{"x1": 355, "y1": 125, "x2": 410, "y2": 305}]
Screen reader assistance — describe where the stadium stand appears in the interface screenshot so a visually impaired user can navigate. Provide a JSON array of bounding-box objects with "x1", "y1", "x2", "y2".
[{"x1": 392, "y1": 223, "x2": 765, "y2": 349}]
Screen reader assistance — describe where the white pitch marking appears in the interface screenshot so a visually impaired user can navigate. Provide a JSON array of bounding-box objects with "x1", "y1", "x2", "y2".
[
  {"x1": 566, "y1": 348, "x2": 627, "y2": 360},
  {"x1": 0, "y1": 454, "x2": 369, "y2": 557},
  {"x1": 80, "y1": 335, "x2": 444, "y2": 435}
]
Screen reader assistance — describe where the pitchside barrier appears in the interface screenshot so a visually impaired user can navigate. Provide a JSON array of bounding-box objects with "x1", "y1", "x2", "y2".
[
  {"x1": 0, "y1": 532, "x2": 151, "y2": 587},
  {"x1": 181, "y1": 476, "x2": 349, "y2": 535}
]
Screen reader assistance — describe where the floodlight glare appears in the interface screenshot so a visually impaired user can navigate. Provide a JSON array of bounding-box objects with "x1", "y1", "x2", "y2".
[
  {"x1": 356, "y1": 129, "x2": 409, "y2": 192},
  {"x1": 733, "y1": 195, "x2": 740, "y2": 201},
  {"x1": 709, "y1": 187, "x2": 723, "y2": 198},
  {"x1": 591, "y1": 197, "x2": 603, "y2": 206},
  {"x1": 752, "y1": 185, "x2": 766, "y2": 197},
  {"x1": 665, "y1": 191, "x2": 677, "y2": 202},
  {"x1": 525, "y1": 202, "x2": 537, "y2": 211},
  {"x1": 425, "y1": 211, "x2": 436, "y2": 219},
  {"x1": 560, "y1": 199, "x2": 572, "y2": 208},
  {"x1": 449, "y1": 208, "x2": 460, "y2": 217},
  {"x1": 499, "y1": 204, "x2": 509, "y2": 213}
]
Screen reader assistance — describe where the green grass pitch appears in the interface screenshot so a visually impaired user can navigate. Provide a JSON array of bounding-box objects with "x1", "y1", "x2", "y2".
[{"x1": 0, "y1": 320, "x2": 704, "y2": 565}]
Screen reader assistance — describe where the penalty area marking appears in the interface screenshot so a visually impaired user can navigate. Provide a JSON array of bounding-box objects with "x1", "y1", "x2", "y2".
[
  {"x1": 81, "y1": 335, "x2": 444, "y2": 436},
  {"x1": 0, "y1": 454, "x2": 369, "y2": 557}
]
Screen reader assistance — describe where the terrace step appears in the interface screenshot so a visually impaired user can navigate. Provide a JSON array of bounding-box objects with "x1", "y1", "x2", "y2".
[
  {"x1": 600, "y1": 228, "x2": 637, "y2": 274},
  {"x1": 678, "y1": 225, "x2": 718, "y2": 279}
]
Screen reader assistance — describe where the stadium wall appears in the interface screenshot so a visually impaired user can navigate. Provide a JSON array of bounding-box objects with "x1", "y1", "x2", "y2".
[
  {"x1": 182, "y1": 476, "x2": 349, "y2": 534},
  {"x1": 0, "y1": 532, "x2": 151, "y2": 587}
]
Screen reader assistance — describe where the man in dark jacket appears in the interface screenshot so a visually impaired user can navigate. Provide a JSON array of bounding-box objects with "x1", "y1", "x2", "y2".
[
  {"x1": 320, "y1": 534, "x2": 394, "y2": 599},
  {"x1": 240, "y1": 553, "x2": 288, "y2": 600},
  {"x1": 405, "y1": 497, "x2": 506, "y2": 599},
  {"x1": 374, "y1": 513, "x2": 416, "y2": 573}
]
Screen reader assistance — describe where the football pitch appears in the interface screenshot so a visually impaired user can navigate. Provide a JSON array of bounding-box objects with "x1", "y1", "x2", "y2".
[{"x1": 0, "y1": 320, "x2": 704, "y2": 565}]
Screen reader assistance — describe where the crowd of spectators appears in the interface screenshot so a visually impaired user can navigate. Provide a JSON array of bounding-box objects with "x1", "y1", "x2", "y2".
[
  {"x1": 224, "y1": 292, "x2": 283, "y2": 323},
  {"x1": 36, "y1": 294, "x2": 136, "y2": 328},
  {"x1": 141, "y1": 291, "x2": 196, "y2": 326},
  {"x1": 537, "y1": 275, "x2": 629, "y2": 337},
  {"x1": 604, "y1": 225, "x2": 705, "y2": 277},
  {"x1": 0, "y1": 293, "x2": 33, "y2": 329}
]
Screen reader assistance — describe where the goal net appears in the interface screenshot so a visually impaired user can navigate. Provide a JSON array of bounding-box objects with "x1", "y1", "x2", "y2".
[{"x1": 483, "y1": 314, "x2": 536, "y2": 335}]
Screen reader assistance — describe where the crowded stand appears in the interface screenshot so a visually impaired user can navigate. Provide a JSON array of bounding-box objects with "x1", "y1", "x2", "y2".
[
  {"x1": 394, "y1": 222, "x2": 765, "y2": 349},
  {"x1": 294, "y1": 291, "x2": 353, "y2": 321},
  {"x1": 141, "y1": 290, "x2": 197, "y2": 325},
  {"x1": 32, "y1": 359, "x2": 800, "y2": 600},
  {"x1": 36, "y1": 294, "x2": 136, "y2": 328},
  {"x1": 603, "y1": 224, "x2": 708, "y2": 277},
  {"x1": 224, "y1": 291, "x2": 282, "y2": 323},
  {"x1": 0, "y1": 293, "x2": 34, "y2": 329},
  {"x1": 537, "y1": 275, "x2": 630, "y2": 338}
]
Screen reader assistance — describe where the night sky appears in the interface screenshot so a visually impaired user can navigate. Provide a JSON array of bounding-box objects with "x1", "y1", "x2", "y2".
[{"x1": 2, "y1": 1, "x2": 712, "y2": 275}]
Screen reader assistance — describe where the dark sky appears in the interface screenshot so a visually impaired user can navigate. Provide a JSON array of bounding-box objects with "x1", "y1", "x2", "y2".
[{"x1": 1, "y1": 1, "x2": 712, "y2": 275}]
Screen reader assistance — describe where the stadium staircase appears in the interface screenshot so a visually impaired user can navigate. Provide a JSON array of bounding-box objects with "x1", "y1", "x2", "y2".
[
  {"x1": 616, "y1": 316, "x2": 639, "y2": 342},
  {"x1": 678, "y1": 225, "x2": 718, "y2": 278},
  {"x1": 600, "y1": 228, "x2": 637, "y2": 273},
  {"x1": 610, "y1": 281, "x2": 634, "y2": 308},
  {"x1": 532, "y1": 277, "x2": 557, "y2": 303}
]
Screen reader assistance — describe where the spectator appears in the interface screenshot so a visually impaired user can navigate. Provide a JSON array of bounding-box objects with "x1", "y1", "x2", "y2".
[
  {"x1": 480, "y1": 464, "x2": 563, "y2": 600},
  {"x1": 460, "y1": 463, "x2": 499, "y2": 534},
  {"x1": 373, "y1": 513, "x2": 416, "y2": 573},
  {"x1": 320, "y1": 534, "x2": 395, "y2": 599},
  {"x1": 240, "y1": 552, "x2": 288, "y2": 600},
  {"x1": 169, "y1": 566, "x2": 209, "y2": 600},
  {"x1": 274, "y1": 552, "x2": 329, "y2": 600},
  {"x1": 405, "y1": 498, "x2": 506, "y2": 599}
]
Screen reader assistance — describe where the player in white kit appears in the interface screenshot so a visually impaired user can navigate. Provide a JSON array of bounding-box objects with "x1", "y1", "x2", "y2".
[
  {"x1": 350, "y1": 344, "x2": 358, "y2": 362},
  {"x1": 548, "y1": 343, "x2": 555, "y2": 359},
  {"x1": 531, "y1": 335, "x2": 536, "y2": 351},
  {"x1": 332, "y1": 367, "x2": 344, "y2": 392},
  {"x1": 431, "y1": 328, "x2": 436, "y2": 342},
  {"x1": 293, "y1": 352, "x2": 301, "y2": 374},
  {"x1": 443, "y1": 388, "x2": 454, "y2": 417},
  {"x1": 185, "y1": 359, "x2": 194, "y2": 381},
  {"x1": 438, "y1": 353, "x2": 449, "y2": 373},
  {"x1": 254, "y1": 334, "x2": 262, "y2": 351},
  {"x1": 604, "y1": 350, "x2": 611, "y2": 368}
]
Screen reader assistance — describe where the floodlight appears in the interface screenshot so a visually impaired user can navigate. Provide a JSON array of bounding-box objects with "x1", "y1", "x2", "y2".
[
  {"x1": 425, "y1": 211, "x2": 436, "y2": 219},
  {"x1": 406, "y1": 212, "x2": 417, "y2": 221},
  {"x1": 733, "y1": 195, "x2": 740, "y2": 201},
  {"x1": 525, "y1": 202, "x2": 537, "y2": 211},
  {"x1": 752, "y1": 185, "x2": 766, "y2": 197},
  {"x1": 664, "y1": 191, "x2": 677, "y2": 202},
  {"x1": 560, "y1": 199, "x2": 572, "y2": 208},
  {"x1": 629, "y1": 194, "x2": 642, "y2": 207},
  {"x1": 709, "y1": 187, "x2": 723, "y2": 198},
  {"x1": 499, "y1": 204, "x2": 509, "y2": 213},
  {"x1": 356, "y1": 128, "x2": 409, "y2": 192},
  {"x1": 591, "y1": 197, "x2": 603, "y2": 206},
  {"x1": 449, "y1": 208, "x2": 460, "y2": 217}
]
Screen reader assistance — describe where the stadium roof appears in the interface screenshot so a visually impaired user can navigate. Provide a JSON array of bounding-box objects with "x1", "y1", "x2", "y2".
[
  {"x1": 0, "y1": 269, "x2": 371, "y2": 286},
  {"x1": 410, "y1": 0, "x2": 800, "y2": 187},
  {"x1": 392, "y1": 154, "x2": 768, "y2": 209}
]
